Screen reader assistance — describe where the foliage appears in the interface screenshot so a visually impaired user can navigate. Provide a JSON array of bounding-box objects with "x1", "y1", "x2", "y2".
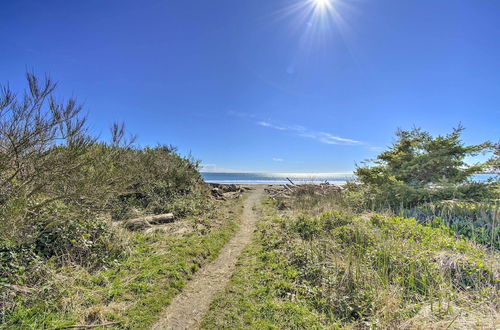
[
  {"x1": 286, "y1": 182, "x2": 499, "y2": 250},
  {"x1": 0, "y1": 72, "x2": 209, "y2": 325},
  {"x1": 487, "y1": 141, "x2": 500, "y2": 172},
  {"x1": 355, "y1": 126, "x2": 496, "y2": 208},
  {"x1": 202, "y1": 200, "x2": 498, "y2": 329},
  {"x1": 401, "y1": 200, "x2": 499, "y2": 250},
  {"x1": 108, "y1": 145, "x2": 206, "y2": 220},
  {"x1": 2, "y1": 198, "x2": 243, "y2": 329}
]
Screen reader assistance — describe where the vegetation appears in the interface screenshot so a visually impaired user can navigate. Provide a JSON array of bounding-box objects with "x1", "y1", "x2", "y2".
[
  {"x1": 401, "y1": 201, "x2": 499, "y2": 250},
  {"x1": 340, "y1": 127, "x2": 499, "y2": 249},
  {"x1": 354, "y1": 126, "x2": 496, "y2": 208},
  {"x1": 2, "y1": 73, "x2": 498, "y2": 328},
  {"x1": 287, "y1": 182, "x2": 499, "y2": 250},
  {"x1": 202, "y1": 197, "x2": 499, "y2": 329},
  {"x1": 202, "y1": 127, "x2": 498, "y2": 329},
  {"x1": 0, "y1": 73, "x2": 223, "y2": 328},
  {"x1": 3, "y1": 196, "x2": 244, "y2": 329}
]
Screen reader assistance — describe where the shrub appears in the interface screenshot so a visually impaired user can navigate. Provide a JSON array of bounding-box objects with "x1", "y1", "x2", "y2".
[
  {"x1": 109, "y1": 145, "x2": 206, "y2": 219},
  {"x1": 0, "y1": 73, "x2": 207, "y2": 289},
  {"x1": 354, "y1": 126, "x2": 496, "y2": 208},
  {"x1": 271, "y1": 209, "x2": 498, "y2": 327}
]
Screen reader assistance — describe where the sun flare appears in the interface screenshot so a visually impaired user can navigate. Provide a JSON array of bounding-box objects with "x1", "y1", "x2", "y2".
[
  {"x1": 312, "y1": 0, "x2": 332, "y2": 10},
  {"x1": 267, "y1": 0, "x2": 346, "y2": 51},
  {"x1": 309, "y1": 0, "x2": 336, "y2": 21}
]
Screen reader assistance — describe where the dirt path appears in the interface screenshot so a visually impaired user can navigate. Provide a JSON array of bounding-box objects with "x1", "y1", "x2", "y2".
[{"x1": 151, "y1": 186, "x2": 264, "y2": 330}]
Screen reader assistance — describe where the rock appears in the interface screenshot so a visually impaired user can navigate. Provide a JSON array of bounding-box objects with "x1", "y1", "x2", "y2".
[{"x1": 124, "y1": 218, "x2": 151, "y2": 231}]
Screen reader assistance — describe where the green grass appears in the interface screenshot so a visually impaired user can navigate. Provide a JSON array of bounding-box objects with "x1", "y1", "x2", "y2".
[
  {"x1": 287, "y1": 184, "x2": 499, "y2": 250},
  {"x1": 2, "y1": 197, "x2": 245, "y2": 329},
  {"x1": 201, "y1": 199, "x2": 499, "y2": 329},
  {"x1": 200, "y1": 223, "x2": 330, "y2": 329},
  {"x1": 401, "y1": 200, "x2": 499, "y2": 249}
]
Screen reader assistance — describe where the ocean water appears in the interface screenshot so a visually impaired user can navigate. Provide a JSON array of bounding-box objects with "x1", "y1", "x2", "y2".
[
  {"x1": 201, "y1": 172, "x2": 498, "y2": 185},
  {"x1": 201, "y1": 172, "x2": 355, "y2": 185}
]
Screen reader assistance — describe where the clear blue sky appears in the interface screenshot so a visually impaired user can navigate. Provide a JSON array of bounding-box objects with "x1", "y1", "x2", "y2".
[{"x1": 1, "y1": 0, "x2": 499, "y2": 172}]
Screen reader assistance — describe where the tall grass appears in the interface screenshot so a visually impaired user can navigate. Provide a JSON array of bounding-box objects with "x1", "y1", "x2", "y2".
[
  {"x1": 400, "y1": 200, "x2": 499, "y2": 250},
  {"x1": 287, "y1": 184, "x2": 499, "y2": 250},
  {"x1": 202, "y1": 198, "x2": 499, "y2": 329}
]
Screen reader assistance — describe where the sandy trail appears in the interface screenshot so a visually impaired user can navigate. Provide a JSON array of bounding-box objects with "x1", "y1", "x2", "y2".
[{"x1": 151, "y1": 186, "x2": 264, "y2": 330}]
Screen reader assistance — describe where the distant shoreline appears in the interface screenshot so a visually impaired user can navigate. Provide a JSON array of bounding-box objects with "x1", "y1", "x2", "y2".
[
  {"x1": 201, "y1": 172, "x2": 355, "y2": 185},
  {"x1": 201, "y1": 172, "x2": 497, "y2": 185}
]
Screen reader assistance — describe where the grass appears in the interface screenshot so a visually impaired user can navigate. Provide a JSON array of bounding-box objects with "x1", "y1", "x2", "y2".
[
  {"x1": 287, "y1": 184, "x2": 500, "y2": 250},
  {"x1": 401, "y1": 200, "x2": 499, "y2": 249},
  {"x1": 201, "y1": 197, "x2": 499, "y2": 329},
  {"x1": 2, "y1": 196, "x2": 245, "y2": 329},
  {"x1": 200, "y1": 218, "x2": 330, "y2": 329}
]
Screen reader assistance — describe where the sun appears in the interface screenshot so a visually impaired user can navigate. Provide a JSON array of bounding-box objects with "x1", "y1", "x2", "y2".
[
  {"x1": 269, "y1": 0, "x2": 344, "y2": 43},
  {"x1": 312, "y1": 0, "x2": 332, "y2": 11}
]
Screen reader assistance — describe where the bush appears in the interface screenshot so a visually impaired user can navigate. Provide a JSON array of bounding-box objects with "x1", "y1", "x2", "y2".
[
  {"x1": 109, "y1": 145, "x2": 206, "y2": 219},
  {"x1": 33, "y1": 216, "x2": 123, "y2": 268},
  {"x1": 269, "y1": 209, "x2": 498, "y2": 327},
  {"x1": 0, "y1": 245, "x2": 44, "y2": 286},
  {"x1": 402, "y1": 201, "x2": 499, "y2": 249},
  {"x1": 354, "y1": 126, "x2": 496, "y2": 208},
  {"x1": 0, "y1": 73, "x2": 207, "y2": 290}
]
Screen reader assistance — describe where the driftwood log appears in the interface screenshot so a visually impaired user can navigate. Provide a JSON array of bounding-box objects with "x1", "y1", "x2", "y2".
[
  {"x1": 146, "y1": 213, "x2": 175, "y2": 225},
  {"x1": 124, "y1": 213, "x2": 175, "y2": 231}
]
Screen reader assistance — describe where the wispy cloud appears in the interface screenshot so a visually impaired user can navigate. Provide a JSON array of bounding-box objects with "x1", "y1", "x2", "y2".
[
  {"x1": 272, "y1": 157, "x2": 285, "y2": 162},
  {"x1": 257, "y1": 121, "x2": 287, "y2": 130},
  {"x1": 228, "y1": 112, "x2": 362, "y2": 146},
  {"x1": 258, "y1": 120, "x2": 361, "y2": 145}
]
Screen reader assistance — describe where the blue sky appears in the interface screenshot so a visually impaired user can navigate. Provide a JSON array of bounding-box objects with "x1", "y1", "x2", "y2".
[{"x1": 1, "y1": 0, "x2": 499, "y2": 172}]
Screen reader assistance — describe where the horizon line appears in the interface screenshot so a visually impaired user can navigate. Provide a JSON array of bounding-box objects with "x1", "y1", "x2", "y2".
[{"x1": 199, "y1": 171, "x2": 355, "y2": 174}]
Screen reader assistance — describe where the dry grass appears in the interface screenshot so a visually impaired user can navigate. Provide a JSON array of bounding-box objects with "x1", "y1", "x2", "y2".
[
  {"x1": 202, "y1": 188, "x2": 499, "y2": 329},
  {"x1": 2, "y1": 196, "x2": 245, "y2": 329}
]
